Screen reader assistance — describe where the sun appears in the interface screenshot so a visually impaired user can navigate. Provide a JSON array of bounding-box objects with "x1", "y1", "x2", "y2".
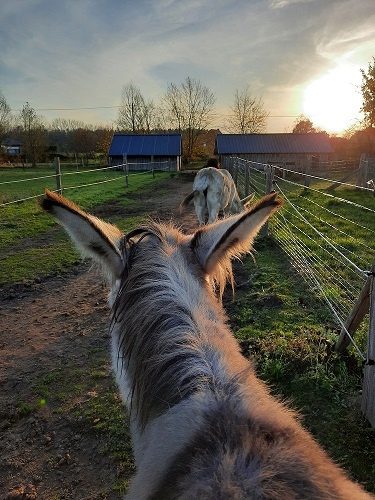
[{"x1": 303, "y1": 64, "x2": 362, "y2": 134}]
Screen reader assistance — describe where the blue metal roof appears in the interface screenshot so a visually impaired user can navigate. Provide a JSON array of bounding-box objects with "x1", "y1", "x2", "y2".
[
  {"x1": 109, "y1": 134, "x2": 182, "y2": 156},
  {"x1": 215, "y1": 133, "x2": 334, "y2": 154}
]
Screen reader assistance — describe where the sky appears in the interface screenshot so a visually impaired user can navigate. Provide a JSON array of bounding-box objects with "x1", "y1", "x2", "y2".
[{"x1": 1, "y1": 0, "x2": 374, "y2": 135}]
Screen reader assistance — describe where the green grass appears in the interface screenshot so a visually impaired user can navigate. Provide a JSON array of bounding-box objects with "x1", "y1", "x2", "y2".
[
  {"x1": 227, "y1": 236, "x2": 375, "y2": 492},
  {"x1": 0, "y1": 167, "x2": 170, "y2": 286},
  {"x1": 274, "y1": 179, "x2": 375, "y2": 266},
  {"x1": 15, "y1": 354, "x2": 134, "y2": 495},
  {"x1": 266, "y1": 176, "x2": 375, "y2": 356}
]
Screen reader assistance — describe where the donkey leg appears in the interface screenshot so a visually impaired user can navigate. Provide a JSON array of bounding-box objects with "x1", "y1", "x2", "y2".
[
  {"x1": 194, "y1": 193, "x2": 207, "y2": 225},
  {"x1": 206, "y1": 192, "x2": 221, "y2": 224}
]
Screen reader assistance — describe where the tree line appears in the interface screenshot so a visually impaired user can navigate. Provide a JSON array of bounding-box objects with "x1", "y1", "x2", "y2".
[
  {"x1": 1, "y1": 58, "x2": 375, "y2": 165},
  {"x1": 0, "y1": 76, "x2": 270, "y2": 166},
  {"x1": 0, "y1": 101, "x2": 114, "y2": 167}
]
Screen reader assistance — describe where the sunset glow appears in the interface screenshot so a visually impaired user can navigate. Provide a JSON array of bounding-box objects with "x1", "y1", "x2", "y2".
[{"x1": 303, "y1": 65, "x2": 363, "y2": 134}]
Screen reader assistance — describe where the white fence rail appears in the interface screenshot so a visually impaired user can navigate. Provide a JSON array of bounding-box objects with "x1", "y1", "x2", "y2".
[{"x1": 0, "y1": 159, "x2": 173, "y2": 207}]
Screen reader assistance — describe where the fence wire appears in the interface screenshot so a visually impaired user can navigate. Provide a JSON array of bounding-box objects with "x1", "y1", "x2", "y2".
[
  {"x1": 224, "y1": 156, "x2": 375, "y2": 359},
  {"x1": 0, "y1": 160, "x2": 173, "y2": 207}
]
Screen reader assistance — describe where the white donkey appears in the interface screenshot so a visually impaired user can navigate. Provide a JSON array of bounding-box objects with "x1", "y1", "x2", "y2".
[
  {"x1": 41, "y1": 189, "x2": 372, "y2": 500},
  {"x1": 180, "y1": 167, "x2": 254, "y2": 225}
]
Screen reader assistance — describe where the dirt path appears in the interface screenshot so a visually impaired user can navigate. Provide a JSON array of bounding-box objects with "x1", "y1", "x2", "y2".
[{"x1": 0, "y1": 176, "x2": 197, "y2": 499}]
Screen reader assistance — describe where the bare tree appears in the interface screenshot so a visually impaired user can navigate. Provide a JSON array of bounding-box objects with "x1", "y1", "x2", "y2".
[
  {"x1": 18, "y1": 102, "x2": 47, "y2": 166},
  {"x1": 142, "y1": 99, "x2": 166, "y2": 133},
  {"x1": 0, "y1": 90, "x2": 12, "y2": 137},
  {"x1": 228, "y1": 86, "x2": 268, "y2": 134},
  {"x1": 117, "y1": 83, "x2": 164, "y2": 133},
  {"x1": 164, "y1": 76, "x2": 215, "y2": 162},
  {"x1": 48, "y1": 118, "x2": 88, "y2": 153},
  {"x1": 117, "y1": 84, "x2": 146, "y2": 133},
  {"x1": 50, "y1": 118, "x2": 86, "y2": 132}
]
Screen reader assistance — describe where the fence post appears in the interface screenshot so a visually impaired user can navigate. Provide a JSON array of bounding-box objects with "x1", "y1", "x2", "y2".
[
  {"x1": 304, "y1": 156, "x2": 311, "y2": 191},
  {"x1": 361, "y1": 267, "x2": 375, "y2": 428},
  {"x1": 233, "y1": 158, "x2": 238, "y2": 185},
  {"x1": 265, "y1": 163, "x2": 274, "y2": 195},
  {"x1": 54, "y1": 157, "x2": 62, "y2": 194},
  {"x1": 335, "y1": 276, "x2": 371, "y2": 352},
  {"x1": 244, "y1": 164, "x2": 250, "y2": 197},
  {"x1": 123, "y1": 154, "x2": 129, "y2": 187},
  {"x1": 357, "y1": 153, "x2": 366, "y2": 187},
  {"x1": 261, "y1": 164, "x2": 274, "y2": 237}
]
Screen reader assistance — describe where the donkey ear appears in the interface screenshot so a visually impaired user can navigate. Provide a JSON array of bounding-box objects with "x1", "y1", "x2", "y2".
[
  {"x1": 41, "y1": 190, "x2": 124, "y2": 284},
  {"x1": 241, "y1": 192, "x2": 255, "y2": 207},
  {"x1": 192, "y1": 192, "x2": 283, "y2": 274}
]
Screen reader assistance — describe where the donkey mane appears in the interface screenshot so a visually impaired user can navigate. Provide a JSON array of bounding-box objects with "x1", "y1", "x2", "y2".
[{"x1": 112, "y1": 221, "x2": 240, "y2": 429}]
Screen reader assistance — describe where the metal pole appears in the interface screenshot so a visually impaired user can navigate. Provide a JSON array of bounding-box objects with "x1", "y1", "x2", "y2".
[
  {"x1": 261, "y1": 164, "x2": 274, "y2": 237},
  {"x1": 55, "y1": 157, "x2": 62, "y2": 194}
]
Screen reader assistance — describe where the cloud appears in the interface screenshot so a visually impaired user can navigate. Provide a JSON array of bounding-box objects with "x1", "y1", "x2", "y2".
[
  {"x1": 1, "y1": 0, "x2": 374, "y2": 131},
  {"x1": 269, "y1": 0, "x2": 314, "y2": 8}
]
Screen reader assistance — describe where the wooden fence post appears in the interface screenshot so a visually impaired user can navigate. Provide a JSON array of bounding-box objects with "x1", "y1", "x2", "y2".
[
  {"x1": 335, "y1": 276, "x2": 371, "y2": 352},
  {"x1": 54, "y1": 157, "x2": 62, "y2": 194},
  {"x1": 362, "y1": 268, "x2": 375, "y2": 428},
  {"x1": 304, "y1": 156, "x2": 311, "y2": 191},
  {"x1": 335, "y1": 257, "x2": 375, "y2": 354},
  {"x1": 123, "y1": 154, "x2": 129, "y2": 187},
  {"x1": 357, "y1": 153, "x2": 367, "y2": 187},
  {"x1": 265, "y1": 164, "x2": 274, "y2": 195},
  {"x1": 358, "y1": 159, "x2": 369, "y2": 188}
]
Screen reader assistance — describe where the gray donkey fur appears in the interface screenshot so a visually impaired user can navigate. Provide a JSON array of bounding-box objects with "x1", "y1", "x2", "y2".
[{"x1": 41, "y1": 189, "x2": 372, "y2": 499}]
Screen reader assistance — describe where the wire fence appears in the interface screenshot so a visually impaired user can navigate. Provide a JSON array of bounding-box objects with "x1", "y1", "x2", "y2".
[
  {"x1": 2, "y1": 155, "x2": 374, "y2": 360},
  {"x1": 222, "y1": 156, "x2": 375, "y2": 363},
  {"x1": 0, "y1": 159, "x2": 175, "y2": 207},
  {"x1": 2, "y1": 153, "x2": 375, "y2": 424}
]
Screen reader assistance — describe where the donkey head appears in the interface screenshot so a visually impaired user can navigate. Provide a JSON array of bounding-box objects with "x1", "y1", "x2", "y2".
[{"x1": 41, "y1": 189, "x2": 282, "y2": 302}]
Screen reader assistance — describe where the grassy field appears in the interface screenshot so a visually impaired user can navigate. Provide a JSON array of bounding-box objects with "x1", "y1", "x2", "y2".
[
  {"x1": 226, "y1": 238, "x2": 375, "y2": 491},
  {"x1": 238, "y1": 166, "x2": 375, "y2": 356},
  {"x1": 0, "y1": 166, "x2": 170, "y2": 286},
  {"x1": 1, "y1": 167, "x2": 374, "y2": 495}
]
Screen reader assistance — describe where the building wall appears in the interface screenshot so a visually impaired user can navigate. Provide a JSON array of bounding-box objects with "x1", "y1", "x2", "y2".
[
  {"x1": 109, "y1": 155, "x2": 181, "y2": 171},
  {"x1": 219, "y1": 153, "x2": 332, "y2": 172}
]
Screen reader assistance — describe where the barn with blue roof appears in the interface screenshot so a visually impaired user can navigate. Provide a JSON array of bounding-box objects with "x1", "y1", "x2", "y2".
[
  {"x1": 215, "y1": 133, "x2": 334, "y2": 171},
  {"x1": 108, "y1": 133, "x2": 182, "y2": 171}
]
